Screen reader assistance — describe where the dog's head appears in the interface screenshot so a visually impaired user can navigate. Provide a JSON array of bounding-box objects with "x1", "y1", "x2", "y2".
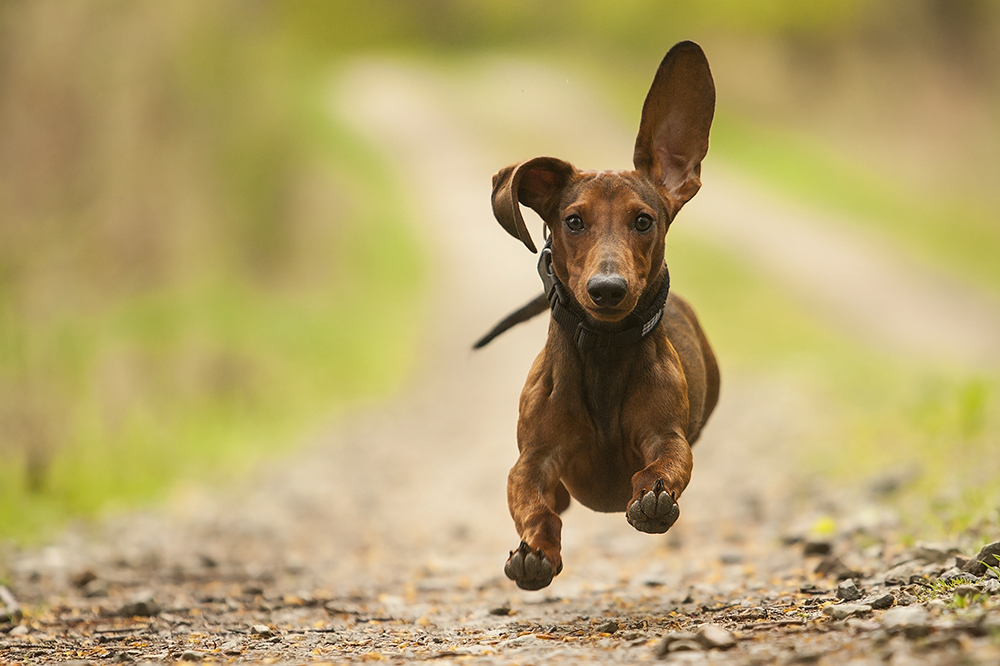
[{"x1": 491, "y1": 41, "x2": 715, "y2": 324}]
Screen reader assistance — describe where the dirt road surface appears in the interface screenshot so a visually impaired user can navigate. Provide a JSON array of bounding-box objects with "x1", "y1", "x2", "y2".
[{"x1": 2, "y1": 57, "x2": 1000, "y2": 665}]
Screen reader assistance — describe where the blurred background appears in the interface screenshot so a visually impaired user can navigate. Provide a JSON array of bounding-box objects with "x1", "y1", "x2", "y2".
[{"x1": 1, "y1": 0, "x2": 998, "y2": 541}]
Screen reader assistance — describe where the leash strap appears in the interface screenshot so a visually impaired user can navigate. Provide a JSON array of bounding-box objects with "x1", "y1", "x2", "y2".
[{"x1": 537, "y1": 238, "x2": 669, "y2": 352}]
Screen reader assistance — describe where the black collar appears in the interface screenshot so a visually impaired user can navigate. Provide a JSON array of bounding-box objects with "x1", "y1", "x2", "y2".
[{"x1": 537, "y1": 238, "x2": 670, "y2": 352}]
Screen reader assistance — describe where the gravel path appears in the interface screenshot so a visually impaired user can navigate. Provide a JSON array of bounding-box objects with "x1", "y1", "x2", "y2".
[{"x1": 2, "y1": 57, "x2": 999, "y2": 665}]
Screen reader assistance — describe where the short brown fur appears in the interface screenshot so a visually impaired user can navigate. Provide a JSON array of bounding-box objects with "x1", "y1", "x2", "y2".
[{"x1": 488, "y1": 42, "x2": 720, "y2": 590}]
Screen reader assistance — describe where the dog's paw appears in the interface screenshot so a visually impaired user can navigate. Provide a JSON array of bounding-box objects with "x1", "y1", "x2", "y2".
[
  {"x1": 504, "y1": 541, "x2": 560, "y2": 590},
  {"x1": 627, "y1": 479, "x2": 679, "y2": 534}
]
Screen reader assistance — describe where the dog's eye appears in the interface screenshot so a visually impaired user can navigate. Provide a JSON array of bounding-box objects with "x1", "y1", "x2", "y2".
[
  {"x1": 634, "y1": 213, "x2": 655, "y2": 232},
  {"x1": 564, "y1": 214, "x2": 585, "y2": 233}
]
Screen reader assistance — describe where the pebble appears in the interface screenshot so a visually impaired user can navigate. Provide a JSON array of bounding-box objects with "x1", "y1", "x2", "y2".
[
  {"x1": 9, "y1": 624, "x2": 29, "y2": 636},
  {"x1": 824, "y1": 603, "x2": 872, "y2": 621},
  {"x1": 981, "y1": 578, "x2": 1000, "y2": 594},
  {"x1": 815, "y1": 555, "x2": 859, "y2": 580},
  {"x1": 695, "y1": 623, "x2": 736, "y2": 650},
  {"x1": 837, "y1": 579, "x2": 863, "y2": 601},
  {"x1": 910, "y1": 542, "x2": 960, "y2": 564},
  {"x1": 594, "y1": 620, "x2": 619, "y2": 634},
  {"x1": 863, "y1": 592, "x2": 895, "y2": 610},
  {"x1": 881, "y1": 605, "x2": 931, "y2": 639},
  {"x1": 804, "y1": 541, "x2": 832, "y2": 556},
  {"x1": 250, "y1": 624, "x2": 273, "y2": 637},
  {"x1": 667, "y1": 639, "x2": 704, "y2": 653},
  {"x1": 962, "y1": 540, "x2": 1000, "y2": 576},
  {"x1": 654, "y1": 631, "x2": 700, "y2": 657},
  {"x1": 952, "y1": 584, "x2": 981, "y2": 598},
  {"x1": 119, "y1": 591, "x2": 160, "y2": 618},
  {"x1": 179, "y1": 650, "x2": 203, "y2": 662}
]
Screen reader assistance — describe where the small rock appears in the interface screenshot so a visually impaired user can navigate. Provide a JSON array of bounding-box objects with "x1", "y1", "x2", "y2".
[
  {"x1": 668, "y1": 639, "x2": 704, "y2": 653},
  {"x1": 837, "y1": 579, "x2": 863, "y2": 601},
  {"x1": 594, "y1": 620, "x2": 619, "y2": 634},
  {"x1": 719, "y1": 551, "x2": 743, "y2": 565},
  {"x1": 953, "y1": 584, "x2": 981, "y2": 598},
  {"x1": 250, "y1": 624, "x2": 273, "y2": 637},
  {"x1": 881, "y1": 605, "x2": 931, "y2": 639},
  {"x1": 925, "y1": 599, "x2": 947, "y2": 613},
  {"x1": 9, "y1": 624, "x2": 29, "y2": 636},
  {"x1": 83, "y1": 579, "x2": 109, "y2": 598},
  {"x1": 939, "y1": 568, "x2": 979, "y2": 584},
  {"x1": 804, "y1": 541, "x2": 832, "y2": 556},
  {"x1": 896, "y1": 592, "x2": 917, "y2": 606},
  {"x1": 865, "y1": 592, "x2": 896, "y2": 610},
  {"x1": 963, "y1": 541, "x2": 1000, "y2": 577},
  {"x1": 488, "y1": 605, "x2": 511, "y2": 616},
  {"x1": 911, "y1": 542, "x2": 961, "y2": 564},
  {"x1": 823, "y1": 603, "x2": 871, "y2": 621},
  {"x1": 119, "y1": 591, "x2": 160, "y2": 618},
  {"x1": 845, "y1": 618, "x2": 880, "y2": 632},
  {"x1": 71, "y1": 569, "x2": 98, "y2": 588},
  {"x1": 219, "y1": 640, "x2": 243, "y2": 655},
  {"x1": 179, "y1": 650, "x2": 203, "y2": 662},
  {"x1": 981, "y1": 578, "x2": 1000, "y2": 594},
  {"x1": 884, "y1": 562, "x2": 921, "y2": 586},
  {"x1": 815, "y1": 555, "x2": 860, "y2": 580},
  {"x1": 694, "y1": 624, "x2": 736, "y2": 650},
  {"x1": 654, "y1": 631, "x2": 698, "y2": 657}
]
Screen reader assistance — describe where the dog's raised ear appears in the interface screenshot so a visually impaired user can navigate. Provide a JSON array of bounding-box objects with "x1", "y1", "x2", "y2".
[
  {"x1": 491, "y1": 156, "x2": 575, "y2": 253},
  {"x1": 633, "y1": 41, "x2": 715, "y2": 208}
]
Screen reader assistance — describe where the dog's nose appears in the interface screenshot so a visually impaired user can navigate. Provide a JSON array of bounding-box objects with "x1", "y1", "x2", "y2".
[{"x1": 587, "y1": 274, "x2": 628, "y2": 307}]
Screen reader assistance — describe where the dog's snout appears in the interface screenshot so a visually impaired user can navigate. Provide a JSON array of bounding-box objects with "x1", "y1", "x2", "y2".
[{"x1": 586, "y1": 274, "x2": 628, "y2": 307}]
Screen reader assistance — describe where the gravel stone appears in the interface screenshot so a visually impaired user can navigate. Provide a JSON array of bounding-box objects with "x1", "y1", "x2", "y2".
[
  {"x1": 654, "y1": 631, "x2": 699, "y2": 657},
  {"x1": 837, "y1": 579, "x2": 863, "y2": 601},
  {"x1": 695, "y1": 624, "x2": 736, "y2": 650},
  {"x1": 119, "y1": 591, "x2": 160, "y2": 617},
  {"x1": 824, "y1": 603, "x2": 871, "y2": 620},
  {"x1": 594, "y1": 620, "x2": 619, "y2": 634},
  {"x1": 881, "y1": 605, "x2": 931, "y2": 638},
  {"x1": 804, "y1": 541, "x2": 832, "y2": 556},
  {"x1": 250, "y1": 624, "x2": 273, "y2": 637},
  {"x1": 864, "y1": 592, "x2": 895, "y2": 610},
  {"x1": 952, "y1": 584, "x2": 981, "y2": 598},
  {"x1": 963, "y1": 541, "x2": 1000, "y2": 576},
  {"x1": 815, "y1": 555, "x2": 860, "y2": 580}
]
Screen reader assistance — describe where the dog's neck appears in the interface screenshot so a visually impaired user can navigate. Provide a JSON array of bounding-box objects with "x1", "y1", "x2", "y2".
[{"x1": 537, "y1": 238, "x2": 670, "y2": 353}]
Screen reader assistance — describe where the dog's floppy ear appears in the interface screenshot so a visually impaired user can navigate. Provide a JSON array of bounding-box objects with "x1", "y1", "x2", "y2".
[
  {"x1": 633, "y1": 41, "x2": 715, "y2": 208},
  {"x1": 491, "y1": 156, "x2": 575, "y2": 253}
]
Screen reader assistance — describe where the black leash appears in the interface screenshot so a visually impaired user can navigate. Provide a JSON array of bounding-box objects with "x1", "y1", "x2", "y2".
[{"x1": 537, "y1": 238, "x2": 670, "y2": 352}]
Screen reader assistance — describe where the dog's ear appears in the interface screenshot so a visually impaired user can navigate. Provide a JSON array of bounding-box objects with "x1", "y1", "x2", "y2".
[
  {"x1": 491, "y1": 157, "x2": 575, "y2": 253},
  {"x1": 633, "y1": 41, "x2": 715, "y2": 208}
]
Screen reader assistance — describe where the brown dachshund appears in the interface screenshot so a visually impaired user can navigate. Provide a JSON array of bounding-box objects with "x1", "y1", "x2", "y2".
[{"x1": 478, "y1": 41, "x2": 720, "y2": 590}]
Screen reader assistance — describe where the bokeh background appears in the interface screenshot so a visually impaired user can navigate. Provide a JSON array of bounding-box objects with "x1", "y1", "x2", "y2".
[{"x1": 1, "y1": 0, "x2": 998, "y2": 540}]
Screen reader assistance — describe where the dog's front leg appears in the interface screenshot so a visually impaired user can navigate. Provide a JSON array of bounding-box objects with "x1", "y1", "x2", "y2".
[
  {"x1": 505, "y1": 447, "x2": 564, "y2": 590},
  {"x1": 627, "y1": 432, "x2": 693, "y2": 534}
]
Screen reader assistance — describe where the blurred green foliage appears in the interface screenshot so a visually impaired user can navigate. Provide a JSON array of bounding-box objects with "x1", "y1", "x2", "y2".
[
  {"x1": 1, "y1": 0, "x2": 997, "y2": 540},
  {"x1": 0, "y1": 2, "x2": 424, "y2": 538}
]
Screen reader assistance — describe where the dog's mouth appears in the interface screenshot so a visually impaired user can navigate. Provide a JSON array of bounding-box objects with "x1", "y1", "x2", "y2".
[{"x1": 584, "y1": 304, "x2": 634, "y2": 323}]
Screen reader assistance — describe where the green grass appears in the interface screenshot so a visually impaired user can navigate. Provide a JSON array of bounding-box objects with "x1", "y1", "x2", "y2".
[
  {"x1": 710, "y1": 112, "x2": 1000, "y2": 297},
  {"x1": 668, "y1": 225, "x2": 1000, "y2": 540}
]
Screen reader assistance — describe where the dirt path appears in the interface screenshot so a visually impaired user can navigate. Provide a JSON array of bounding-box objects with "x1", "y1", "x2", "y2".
[{"x1": 2, "y1": 57, "x2": 1000, "y2": 665}]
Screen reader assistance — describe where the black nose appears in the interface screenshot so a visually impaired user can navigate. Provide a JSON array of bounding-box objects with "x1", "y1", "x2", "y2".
[{"x1": 586, "y1": 274, "x2": 628, "y2": 307}]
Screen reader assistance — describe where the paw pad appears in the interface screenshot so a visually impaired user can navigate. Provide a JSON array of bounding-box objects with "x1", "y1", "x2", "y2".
[
  {"x1": 627, "y1": 479, "x2": 679, "y2": 534},
  {"x1": 504, "y1": 541, "x2": 556, "y2": 590}
]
